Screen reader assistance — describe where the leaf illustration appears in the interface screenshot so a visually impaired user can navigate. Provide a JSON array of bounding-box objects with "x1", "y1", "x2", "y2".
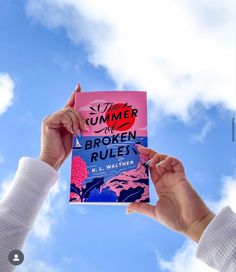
[
  {"x1": 81, "y1": 178, "x2": 104, "y2": 199},
  {"x1": 90, "y1": 106, "x2": 96, "y2": 112},
  {"x1": 117, "y1": 186, "x2": 144, "y2": 202},
  {"x1": 116, "y1": 122, "x2": 130, "y2": 129}
]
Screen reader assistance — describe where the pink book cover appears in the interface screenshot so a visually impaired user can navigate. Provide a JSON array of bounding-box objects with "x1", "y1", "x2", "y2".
[{"x1": 69, "y1": 91, "x2": 149, "y2": 205}]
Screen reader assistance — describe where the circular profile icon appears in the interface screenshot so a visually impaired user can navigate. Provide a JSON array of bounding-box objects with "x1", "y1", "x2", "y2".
[{"x1": 8, "y1": 250, "x2": 24, "y2": 266}]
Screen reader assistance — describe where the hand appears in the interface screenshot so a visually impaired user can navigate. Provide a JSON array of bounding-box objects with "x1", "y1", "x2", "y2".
[
  {"x1": 39, "y1": 84, "x2": 89, "y2": 170},
  {"x1": 127, "y1": 146, "x2": 215, "y2": 242}
]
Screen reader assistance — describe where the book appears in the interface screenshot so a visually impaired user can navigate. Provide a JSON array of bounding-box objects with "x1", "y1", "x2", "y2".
[{"x1": 69, "y1": 91, "x2": 149, "y2": 205}]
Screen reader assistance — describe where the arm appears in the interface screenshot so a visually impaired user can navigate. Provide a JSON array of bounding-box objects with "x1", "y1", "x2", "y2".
[
  {"x1": 197, "y1": 206, "x2": 236, "y2": 272},
  {"x1": 127, "y1": 146, "x2": 235, "y2": 271},
  {"x1": 0, "y1": 158, "x2": 58, "y2": 271},
  {"x1": 0, "y1": 84, "x2": 87, "y2": 271}
]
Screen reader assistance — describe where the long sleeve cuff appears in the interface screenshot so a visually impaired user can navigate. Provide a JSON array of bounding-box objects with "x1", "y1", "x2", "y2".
[
  {"x1": 0, "y1": 157, "x2": 58, "y2": 229},
  {"x1": 196, "y1": 206, "x2": 236, "y2": 272}
]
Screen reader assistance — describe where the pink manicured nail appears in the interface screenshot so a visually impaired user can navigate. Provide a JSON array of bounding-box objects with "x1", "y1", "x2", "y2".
[
  {"x1": 78, "y1": 130, "x2": 82, "y2": 138},
  {"x1": 135, "y1": 144, "x2": 144, "y2": 151},
  {"x1": 135, "y1": 144, "x2": 143, "y2": 148},
  {"x1": 85, "y1": 126, "x2": 90, "y2": 132}
]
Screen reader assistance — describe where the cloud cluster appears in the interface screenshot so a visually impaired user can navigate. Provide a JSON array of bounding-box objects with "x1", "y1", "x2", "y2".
[
  {"x1": 158, "y1": 240, "x2": 217, "y2": 272},
  {"x1": 18, "y1": 260, "x2": 59, "y2": 272},
  {"x1": 32, "y1": 180, "x2": 67, "y2": 240},
  {"x1": 0, "y1": 155, "x2": 4, "y2": 164},
  {"x1": 26, "y1": 0, "x2": 235, "y2": 120},
  {"x1": 190, "y1": 121, "x2": 214, "y2": 143},
  {"x1": 0, "y1": 174, "x2": 66, "y2": 241},
  {"x1": 0, "y1": 73, "x2": 14, "y2": 116},
  {"x1": 157, "y1": 175, "x2": 236, "y2": 272}
]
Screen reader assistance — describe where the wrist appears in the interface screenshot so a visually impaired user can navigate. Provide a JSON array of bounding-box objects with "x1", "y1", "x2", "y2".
[
  {"x1": 187, "y1": 211, "x2": 215, "y2": 243},
  {"x1": 39, "y1": 153, "x2": 61, "y2": 171}
]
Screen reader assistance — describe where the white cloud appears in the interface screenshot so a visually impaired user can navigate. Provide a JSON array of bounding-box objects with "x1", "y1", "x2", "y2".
[
  {"x1": 0, "y1": 175, "x2": 67, "y2": 271},
  {"x1": 0, "y1": 73, "x2": 14, "y2": 116},
  {"x1": 157, "y1": 241, "x2": 217, "y2": 272},
  {"x1": 32, "y1": 180, "x2": 67, "y2": 240},
  {"x1": 207, "y1": 175, "x2": 236, "y2": 213},
  {"x1": 157, "y1": 176, "x2": 236, "y2": 272},
  {"x1": 18, "y1": 260, "x2": 59, "y2": 272},
  {"x1": 0, "y1": 174, "x2": 67, "y2": 241},
  {"x1": 26, "y1": 0, "x2": 235, "y2": 120},
  {"x1": 0, "y1": 155, "x2": 4, "y2": 164},
  {"x1": 191, "y1": 121, "x2": 214, "y2": 143},
  {"x1": 0, "y1": 174, "x2": 14, "y2": 200}
]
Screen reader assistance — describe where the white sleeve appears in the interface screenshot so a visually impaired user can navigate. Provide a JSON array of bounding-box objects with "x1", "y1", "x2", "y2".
[
  {"x1": 0, "y1": 157, "x2": 58, "y2": 272},
  {"x1": 196, "y1": 206, "x2": 236, "y2": 272}
]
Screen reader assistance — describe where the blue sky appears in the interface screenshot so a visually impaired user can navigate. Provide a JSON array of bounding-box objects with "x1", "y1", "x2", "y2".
[{"x1": 0, "y1": 1, "x2": 235, "y2": 272}]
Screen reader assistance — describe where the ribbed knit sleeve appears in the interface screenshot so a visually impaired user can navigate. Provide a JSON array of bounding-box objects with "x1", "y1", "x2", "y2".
[
  {"x1": 0, "y1": 157, "x2": 58, "y2": 272},
  {"x1": 196, "y1": 206, "x2": 236, "y2": 272}
]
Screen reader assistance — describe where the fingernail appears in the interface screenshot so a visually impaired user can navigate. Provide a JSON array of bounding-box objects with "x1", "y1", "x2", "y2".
[
  {"x1": 156, "y1": 161, "x2": 164, "y2": 167},
  {"x1": 145, "y1": 159, "x2": 152, "y2": 166},
  {"x1": 135, "y1": 144, "x2": 144, "y2": 151},
  {"x1": 135, "y1": 144, "x2": 143, "y2": 148},
  {"x1": 78, "y1": 130, "x2": 82, "y2": 138},
  {"x1": 85, "y1": 126, "x2": 90, "y2": 132}
]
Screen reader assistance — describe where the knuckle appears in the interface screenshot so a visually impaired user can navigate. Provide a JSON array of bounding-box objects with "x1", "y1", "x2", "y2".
[{"x1": 42, "y1": 115, "x2": 51, "y2": 124}]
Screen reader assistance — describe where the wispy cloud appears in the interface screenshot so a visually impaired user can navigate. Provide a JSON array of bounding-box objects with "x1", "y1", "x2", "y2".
[
  {"x1": 32, "y1": 180, "x2": 67, "y2": 240},
  {"x1": 207, "y1": 175, "x2": 236, "y2": 213},
  {"x1": 157, "y1": 175, "x2": 236, "y2": 272},
  {"x1": 18, "y1": 259, "x2": 59, "y2": 272},
  {"x1": 191, "y1": 121, "x2": 214, "y2": 143},
  {"x1": 0, "y1": 173, "x2": 67, "y2": 241},
  {"x1": 0, "y1": 173, "x2": 68, "y2": 271},
  {"x1": 157, "y1": 240, "x2": 217, "y2": 272},
  {"x1": 0, "y1": 155, "x2": 4, "y2": 164},
  {"x1": 0, "y1": 73, "x2": 14, "y2": 116},
  {"x1": 26, "y1": 0, "x2": 235, "y2": 121}
]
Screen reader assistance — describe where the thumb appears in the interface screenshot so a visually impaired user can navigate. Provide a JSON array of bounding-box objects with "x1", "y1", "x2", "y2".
[
  {"x1": 126, "y1": 202, "x2": 156, "y2": 220},
  {"x1": 65, "y1": 84, "x2": 81, "y2": 108}
]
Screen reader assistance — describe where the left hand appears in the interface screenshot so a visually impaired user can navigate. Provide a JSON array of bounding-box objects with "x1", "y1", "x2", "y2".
[
  {"x1": 127, "y1": 146, "x2": 214, "y2": 242},
  {"x1": 39, "y1": 84, "x2": 89, "y2": 170}
]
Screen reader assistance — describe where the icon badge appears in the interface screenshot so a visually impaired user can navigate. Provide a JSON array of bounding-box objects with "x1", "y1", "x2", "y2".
[{"x1": 8, "y1": 250, "x2": 24, "y2": 265}]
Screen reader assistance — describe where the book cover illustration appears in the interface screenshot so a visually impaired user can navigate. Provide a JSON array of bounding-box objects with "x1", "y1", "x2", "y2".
[{"x1": 69, "y1": 91, "x2": 149, "y2": 204}]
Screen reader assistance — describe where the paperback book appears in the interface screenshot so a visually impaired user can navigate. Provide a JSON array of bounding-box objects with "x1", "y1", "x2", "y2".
[{"x1": 69, "y1": 91, "x2": 149, "y2": 205}]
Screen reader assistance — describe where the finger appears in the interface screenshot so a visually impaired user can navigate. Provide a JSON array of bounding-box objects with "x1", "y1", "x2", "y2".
[
  {"x1": 126, "y1": 203, "x2": 156, "y2": 220},
  {"x1": 61, "y1": 129, "x2": 73, "y2": 158},
  {"x1": 137, "y1": 146, "x2": 168, "y2": 164},
  {"x1": 60, "y1": 109, "x2": 80, "y2": 135},
  {"x1": 149, "y1": 165, "x2": 167, "y2": 186},
  {"x1": 65, "y1": 107, "x2": 89, "y2": 132},
  {"x1": 166, "y1": 156, "x2": 185, "y2": 173},
  {"x1": 148, "y1": 153, "x2": 167, "y2": 167},
  {"x1": 45, "y1": 111, "x2": 73, "y2": 134},
  {"x1": 161, "y1": 156, "x2": 183, "y2": 173},
  {"x1": 149, "y1": 159, "x2": 169, "y2": 185},
  {"x1": 65, "y1": 84, "x2": 81, "y2": 108},
  {"x1": 136, "y1": 145, "x2": 157, "y2": 159}
]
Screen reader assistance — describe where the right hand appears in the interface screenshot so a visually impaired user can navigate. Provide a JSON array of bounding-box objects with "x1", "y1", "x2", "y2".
[
  {"x1": 127, "y1": 146, "x2": 215, "y2": 242},
  {"x1": 39, "y1": 84, "x2": 89, "y2": 170}
]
